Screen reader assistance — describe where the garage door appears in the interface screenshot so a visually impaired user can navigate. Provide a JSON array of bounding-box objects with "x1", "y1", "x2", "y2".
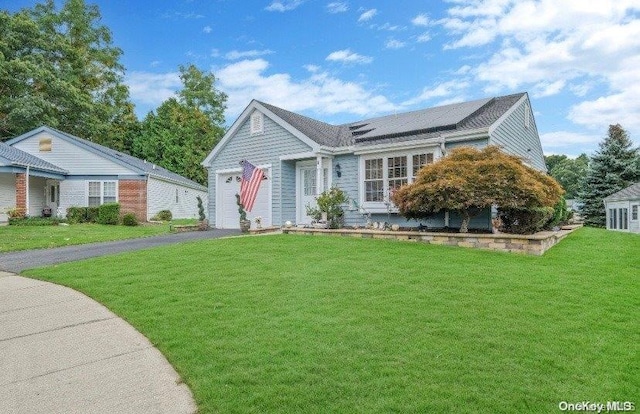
[{"x1": 218, "y1": 171, "x2": 271, "y2": 229}]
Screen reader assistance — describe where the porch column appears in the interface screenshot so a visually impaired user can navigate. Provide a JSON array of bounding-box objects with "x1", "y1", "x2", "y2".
[
  {"x1": 316, "y1": 155, "x2": 323, "y2": 195},
  {"x1": 15, "y1": 172, "x2": 27, "y2": 216}
]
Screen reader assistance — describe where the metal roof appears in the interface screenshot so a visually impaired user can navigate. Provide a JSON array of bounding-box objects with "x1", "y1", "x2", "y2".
[
  {"x1": 0, "y1": 141, "x2": 68, "y2": 174},
  {"x1": 604, "y1": 182, "x2": 640, "y2": 202},
  {"x1": 256, "y1": 93, "x2": 526, "y2": 148}
]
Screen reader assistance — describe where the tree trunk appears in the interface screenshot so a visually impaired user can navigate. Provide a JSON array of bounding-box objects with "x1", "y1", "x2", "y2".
[{"x1": 460, "y1": 210, "x2": 470, "y2": 233}]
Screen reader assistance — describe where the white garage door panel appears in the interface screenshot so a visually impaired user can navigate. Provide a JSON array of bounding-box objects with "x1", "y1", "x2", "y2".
[{"x1": 218, "y1": 172, "x2": 271, "y2": 229}]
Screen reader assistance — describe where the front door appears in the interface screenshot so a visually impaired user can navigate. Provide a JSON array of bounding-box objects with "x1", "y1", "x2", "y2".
[
  {"x1": 45, "y1": 180, "x2": 60, "y2": 216},
  {"x1": 298, "y1": 165, "x2": 318, "y2": 224}
]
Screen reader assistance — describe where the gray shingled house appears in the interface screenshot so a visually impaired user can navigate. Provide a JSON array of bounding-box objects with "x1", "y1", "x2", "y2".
[
  {"x1": 202, "y1": 92, "x2": 546, "y2": 230},
  {"x1": 604, "y1": 182, "x2": 640, "y2": 233}
]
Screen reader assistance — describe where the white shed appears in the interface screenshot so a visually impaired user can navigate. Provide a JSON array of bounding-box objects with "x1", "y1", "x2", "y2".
[{"x1": 603, "y1": 182, "x2": 640, "y2": 233}]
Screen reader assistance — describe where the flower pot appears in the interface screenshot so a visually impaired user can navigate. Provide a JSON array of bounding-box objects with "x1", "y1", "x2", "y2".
[{"x1": 240, "y1": 219, "x2": 251, "y2": 233}]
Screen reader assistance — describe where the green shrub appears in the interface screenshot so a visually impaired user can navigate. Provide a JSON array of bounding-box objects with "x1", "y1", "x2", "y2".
[
  {"x1": 67, "y1": 206, "x2": 100, "y2": 223},
  {"x1": 153, "y1": 210, "x2": 173, "y2": 221},
  {"x1": 498, "y1": 207, "x2": 554, "y2": 234},
  {"x1": 196, "y1": 196, "x2": 206, "y2": 221},
  {"x1": 546, "y1": 197, "x2": 570, "y2": 229},
  {"x1": 8, "y1": 217, "x2": 66, "y2": 226},
  {"x1": 306, "y1": 187, "x2": 349, "y2": 229},
  {"x1": 121, "y1": 213, "x2": 139, "y2": 226},
  {"x1": 97, "y1": 203, "x2": 120, "y2": 225}
]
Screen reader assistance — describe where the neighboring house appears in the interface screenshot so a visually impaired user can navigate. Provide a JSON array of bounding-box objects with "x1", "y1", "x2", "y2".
[
  {"x1": 603, "y1": 182, "x2": 640, "y2": 233},
  {"x1": 1, "y1": 126, "x2": 207, "y2": 222},
  {"x1": 202, "y1": 92, "x2": 546, "y2": 230}
]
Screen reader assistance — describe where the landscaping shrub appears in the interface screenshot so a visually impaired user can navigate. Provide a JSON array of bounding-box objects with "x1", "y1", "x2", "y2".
[
  {"x1": 121, "y1": 213, "x2": 139, "y2": 226},
  {"x1": 306, "y1": 187, "x2": 348, "y2": 229},
  {"x1": 97, "y1": 203, "x2": 120, "y2": 225},
  {"x1": 196, "y1": 196, "x2": 206, "y2": 221},
  {"x1": 498, "y1": 206, "x2": 554, "y2": 234},
  {"x1": 8, "y1": 217, "x2": 66, "y2": 226},
  {"x1": 67, "y1": 206, "x2": 99, "y2": 223},
  {"x1": 546, "y1": 197, "x2": 570, "y2": 229},
  {"x1": 153, "y1": 210, "x2": 173, "y2": 221}
]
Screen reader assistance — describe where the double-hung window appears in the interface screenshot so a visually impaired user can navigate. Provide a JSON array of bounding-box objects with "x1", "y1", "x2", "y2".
[
  {"x1": 88, "y1": 181, "x2": 117, "y2": 206},
  {"x1": 362, "y1": 151, "x2": 435, "y2": 207}
]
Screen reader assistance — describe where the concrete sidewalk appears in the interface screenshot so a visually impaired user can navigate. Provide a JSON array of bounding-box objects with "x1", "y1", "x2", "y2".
[{"x1": 0, "y1": 271, "x2": 196, "y2": 414}]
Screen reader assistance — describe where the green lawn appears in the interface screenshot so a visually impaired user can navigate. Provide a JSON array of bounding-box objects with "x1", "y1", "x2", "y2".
[
  {"x1": 24, "y1": 227, "x2": 639, "y2": 413},
  {"x1": 0, "y1": 223, "x2": 169, "y2": 252}
]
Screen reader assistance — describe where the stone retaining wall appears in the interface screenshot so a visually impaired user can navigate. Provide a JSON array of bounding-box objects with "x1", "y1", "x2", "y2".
[{"x1": 282, "y1": 225, "x2": 582, "y2": 256}]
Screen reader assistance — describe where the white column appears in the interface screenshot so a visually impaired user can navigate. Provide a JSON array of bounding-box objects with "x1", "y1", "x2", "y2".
[
  {"x1": 25, "y1": 166, "x2": 30, "y2": 216},
  {"x1": 316, "y1": 155, "x2": 323, "y2": 195}
]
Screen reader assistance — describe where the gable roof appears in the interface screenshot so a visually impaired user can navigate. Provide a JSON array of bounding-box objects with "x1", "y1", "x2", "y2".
[
  {"x1": 604, "y1": 182, "x2": 640, "y2": 202},
  {"x1": 260, "y1": 93, "x2": 526, "y2": 148},
  {"x1": 7, "y1": 126, "x2": 206, "y2": 191},
  {"x1": 0, "y1": 141, "x2": 68, "y2": 174}
]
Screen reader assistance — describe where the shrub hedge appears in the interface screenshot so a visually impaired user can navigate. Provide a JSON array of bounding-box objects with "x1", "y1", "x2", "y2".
[
  {"x1": 67, "y1": 207, "x2": 100, "y2": 224},
  {"x1": 121, "y1": 213, "x2": 139, "y2": 226},
  {"x1": 8, "y1": 217, "x2": 66, "y2": 226},
  {"x1": 97, "y1": 203, "x2": 120, "y2": 225}
]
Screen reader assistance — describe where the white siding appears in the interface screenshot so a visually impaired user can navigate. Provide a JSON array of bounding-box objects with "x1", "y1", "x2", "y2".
[
  {"x1": 28, "y1": 176, "x2": 46, "y2": 216},
  {"x1": 0, "y1": 174, "x2": 16, "y2": 221},
  {"x1": 605, "y1": 200, "x2": 639, "y2": 233},
  {"x1": 12, "y1": 131, "x2": 134, "y2": 175},
  {"x1": 147, "y1": 177, "x2": 208, "y2": 220},
  {"x1": 59, "y1": 180, "x2": 88, "y2": 216}
]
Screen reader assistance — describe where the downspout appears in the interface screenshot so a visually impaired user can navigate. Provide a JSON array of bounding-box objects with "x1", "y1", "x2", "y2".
[{"x1": 25, "y1": 165, "x2": 30, "y2": 216}]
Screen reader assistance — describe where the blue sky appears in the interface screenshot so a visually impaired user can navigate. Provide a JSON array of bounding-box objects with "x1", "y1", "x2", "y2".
[{"x1": 7, "y1": 0, "x2": 640, "y2": 157}]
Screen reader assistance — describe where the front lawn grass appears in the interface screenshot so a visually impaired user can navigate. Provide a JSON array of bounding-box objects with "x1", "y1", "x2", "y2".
[
  {"x1": 0, "y1": 223, "x2": 169, "y2": 252},
  {"x1": 24, "y1": 227, "x2": 639, "y2": 413}
]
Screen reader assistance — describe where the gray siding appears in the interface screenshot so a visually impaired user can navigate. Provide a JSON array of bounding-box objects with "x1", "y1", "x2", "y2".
[
  {"x1": 331, "y1": 154, "x2": 359, "y2": 226},
  {"x1": 281, "y1": 160, "x2": 297, "y2": 223},
  {"x1": 445, "y1": 138, "x2": 489, "y2": 151},
  {"x1": 148, "y1": 177, "x2": 208, "y2": 220},
  {"x1": 0, "y1": 174, "x2": 16, "y2": 216},
  {"x1": 28, "y1": 176, "x2": 46, "y2": 216},
  {"x1": 207, "y1": 111, "x2": 313, "y2": 227},
  {"x1": 12, "y1": 132, "x2": 134, "y2": 176},
  {"x1": 490, "y1": 99, "x2": 546, "y2": 171}
]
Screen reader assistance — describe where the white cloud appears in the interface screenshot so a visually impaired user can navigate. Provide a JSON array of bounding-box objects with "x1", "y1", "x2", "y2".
[
  {"x1": 358, "y1": 8, "x2": 377, "y2": 22},
  {"x1": 216, "y1": 59, "x2": 397, "y2": 120},
  {"x1": 402, "y1": 80, "x2": 470, "y2": 106},
  {"x1": 412, "y1": 13, "x2": 429, "y2": 27},
  {"x1": 326, "y1": 2, "x2": 348, "y2": 13},
  {"x1": 416, "y1": 32, "x2": 431, "y2": 43},
  {"x1": 265, "y1": 0, "x2": 304, "y2": 12},
  {"x1": 539, "y1": 131, "x2": 601, "y2": 149},
  {"x1": 326, "y1": 49, "x2": 373, "y2": 64},
  {"x1": 126, "y1": 71, "x2": 181, "y2": 106},
  {"x1": 225, "y1": 49, "x2": 275, "y2": 60},
  {"x1": 439, "y1": 0, "x2": 640, "y2": 139},
  {"x1": 203, "y1": 25, "x2": 212, "y2": 33},
  {"x1": 385, "y1": 39, "x2": 406, "y2": 49}
]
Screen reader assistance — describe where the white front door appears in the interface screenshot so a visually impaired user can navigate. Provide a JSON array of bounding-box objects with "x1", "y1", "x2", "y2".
[
  {"x1": 45, "y1": 180, "x2": 60, "y2": 216},
  {"x1": 298, "y1": 165, "x2": 317, "y2": 224}
]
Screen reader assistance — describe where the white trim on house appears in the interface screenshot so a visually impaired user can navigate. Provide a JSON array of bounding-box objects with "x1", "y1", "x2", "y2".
[
  {"x1": 215, "y1": 164, "x2": 272, "y2": 228},
  {"x1": 280, "y1": 152, "x2": 317, "y2": 161},
  {"x1": 358, "y1": 146, "x2": 441, "y2": 213},
  {"x1": 87, "y1": 180, "x2": 118, "y2": 207},
  {"x1": 487, "y1": 94, "x2": 528, "y2": 136}
]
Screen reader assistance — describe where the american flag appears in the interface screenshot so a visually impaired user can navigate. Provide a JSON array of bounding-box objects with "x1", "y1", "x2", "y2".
[{"x1": 240, "y1": 160, "x2": 264, "y2": 212}]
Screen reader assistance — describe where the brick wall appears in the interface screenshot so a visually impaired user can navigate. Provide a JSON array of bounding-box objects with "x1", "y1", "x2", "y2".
[
  {"x1": 118, "y1": 180, "x2": 147, "y2": 222},
  {"x1": 15, "y1": 173, "x2": 26, "y2": 216}
]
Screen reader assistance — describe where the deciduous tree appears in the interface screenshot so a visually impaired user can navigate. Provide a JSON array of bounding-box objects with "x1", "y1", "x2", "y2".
[{"x1": 391, "y1": 146, "x2": 563, "y2": 233}]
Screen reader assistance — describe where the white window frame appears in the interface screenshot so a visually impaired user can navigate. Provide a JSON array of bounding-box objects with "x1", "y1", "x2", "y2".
[
  {"x1": 631, "y1": 204, "x2": 638, "y2": 221},
  {"x1": 250, "y1": 111, "x2": 264, "y2": 134},
  {"x1": 87, "y1": 180, "x2": 118, "y2": 207},
  {"x1": 359, "y1": 147, "x2": 439, "y2": 213}
]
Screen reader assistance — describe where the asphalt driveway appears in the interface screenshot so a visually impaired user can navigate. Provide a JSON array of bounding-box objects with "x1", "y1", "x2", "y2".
[{"x1": 0, "y1": 228, "x2": 239, "y2": 273}]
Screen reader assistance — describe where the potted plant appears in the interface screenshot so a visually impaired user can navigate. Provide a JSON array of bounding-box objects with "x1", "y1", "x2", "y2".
[
  {"x1": 235, "y1": 194, "x2": 251, "y2": 233},
  {"x1": 306, "y1": 187, "x2": 348, "y2": 229}
]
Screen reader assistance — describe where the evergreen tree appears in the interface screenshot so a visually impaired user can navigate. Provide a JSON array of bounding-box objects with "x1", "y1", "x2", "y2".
[{"x1": 579, "y1": 124, "x2": 640, "y2": 227}]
